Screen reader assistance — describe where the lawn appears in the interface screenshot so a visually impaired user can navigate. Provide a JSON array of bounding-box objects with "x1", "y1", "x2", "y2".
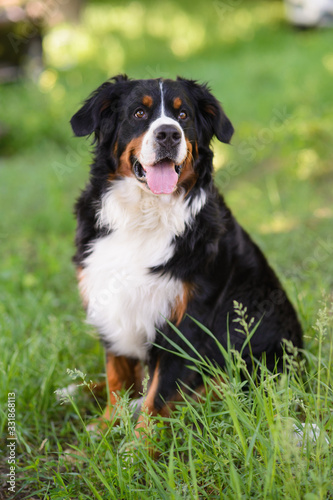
[{"x1": 0, "y1": 0, "x2": 332, "y2": 498}]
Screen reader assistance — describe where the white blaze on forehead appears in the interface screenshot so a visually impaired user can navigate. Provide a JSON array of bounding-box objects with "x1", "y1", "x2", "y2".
[
  {"x1": 159, "y1": 80, "x2": 165, "y2": 116},
  {"x1": 139, "y1": 80, "x2": 187, "y2": 168}
]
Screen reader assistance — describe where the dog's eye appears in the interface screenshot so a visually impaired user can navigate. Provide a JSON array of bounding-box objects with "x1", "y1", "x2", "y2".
[
  {"x1": 134, "y1": 109, "x2": 147, "y2": 119},
  {"x1": 178, "y1": 110, "x2": 187, "y2": 120}
]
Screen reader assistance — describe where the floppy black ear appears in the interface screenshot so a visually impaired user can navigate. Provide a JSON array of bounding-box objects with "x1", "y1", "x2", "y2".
[
  {"x1": 177, "y1": 77, "x2": 234, "y2": 145},
  {"x1": 70, "y1": 74, "x2": 129, "y2": 137}
]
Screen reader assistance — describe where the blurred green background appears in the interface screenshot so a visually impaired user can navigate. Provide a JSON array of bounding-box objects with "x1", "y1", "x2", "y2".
[{"x1": 0, "y1": 0, "x2": 332, "y2": 389}]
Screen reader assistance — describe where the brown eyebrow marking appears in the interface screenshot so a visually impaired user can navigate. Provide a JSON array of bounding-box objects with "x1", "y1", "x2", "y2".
[
  {"x1": 142, "y1": 95, "x2": 153, "y2": 107},
  {"x1": 173, "y1": 97, "x2": 182, "y2": 109}
]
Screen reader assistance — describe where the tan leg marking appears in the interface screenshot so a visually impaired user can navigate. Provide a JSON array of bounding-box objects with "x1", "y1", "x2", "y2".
[
  {"x1": 103, "y1": 353, "x2": 142, "y2": 421},
  {"x1": 135, "y1": 362, "x2": 182, "y2": 440},
  {"x1": 135, "y1": 362, "x2": 161, "y2": 437}
]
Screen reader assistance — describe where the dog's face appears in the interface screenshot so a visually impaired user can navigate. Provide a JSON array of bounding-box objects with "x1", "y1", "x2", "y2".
[{"x1": 71, "y1": 75, "x2": 234, "y2": 195}]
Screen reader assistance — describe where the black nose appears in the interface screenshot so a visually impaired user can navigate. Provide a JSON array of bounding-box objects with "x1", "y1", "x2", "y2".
[{"x1": 154, "y1": 125, "x2": 181, "y2": 148}]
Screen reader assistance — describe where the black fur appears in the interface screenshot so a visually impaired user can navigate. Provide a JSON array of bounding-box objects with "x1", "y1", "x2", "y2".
[{"x1": 71, "y1": 76, "x2": 302, "y2": 411}]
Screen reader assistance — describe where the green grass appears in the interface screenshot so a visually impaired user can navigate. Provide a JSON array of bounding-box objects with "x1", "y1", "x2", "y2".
[{"x1": 0, "y1": 0, "x2": 333, "y2": 498}]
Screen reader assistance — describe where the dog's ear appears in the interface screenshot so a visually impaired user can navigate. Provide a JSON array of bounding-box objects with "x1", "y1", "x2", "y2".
[
  {"x1": 177, "y1": 77, "x2": 234, "y2": 145},
  {"x1": 70, "y1": 74, "x2": 129, "y2": 137}
]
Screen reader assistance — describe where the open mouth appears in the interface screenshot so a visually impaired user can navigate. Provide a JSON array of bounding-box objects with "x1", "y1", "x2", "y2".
[{"x1": 132, "y1": 157, "x2": 183, "y2": 194}]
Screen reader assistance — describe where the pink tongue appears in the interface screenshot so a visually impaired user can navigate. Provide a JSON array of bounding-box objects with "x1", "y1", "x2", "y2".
[{"x1": 144, "y1": 161, "x2": 178, "y2": 194}]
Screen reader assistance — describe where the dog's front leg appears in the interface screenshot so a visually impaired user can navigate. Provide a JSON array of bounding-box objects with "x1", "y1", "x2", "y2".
[
  {"x1": 103, "y1": 352, "x2": 143, "y2": 422},
  {"x1": 134, "y1": 357, "x2": 187, "y2": 439}
]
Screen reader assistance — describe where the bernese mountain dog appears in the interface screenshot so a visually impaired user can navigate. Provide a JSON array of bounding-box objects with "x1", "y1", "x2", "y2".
[{"x1": 70, "y1": 75, "x2": 303, "y2": 434}]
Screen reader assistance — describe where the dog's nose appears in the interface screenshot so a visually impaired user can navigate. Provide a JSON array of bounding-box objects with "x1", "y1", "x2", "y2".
[{"x1": 154, "y1": 125, "x2": 181, "y2": 148}]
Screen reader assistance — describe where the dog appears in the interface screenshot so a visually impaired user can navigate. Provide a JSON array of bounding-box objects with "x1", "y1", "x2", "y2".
[{"x1": 70, "y1": 75, "x2": 303, "y2": 434}]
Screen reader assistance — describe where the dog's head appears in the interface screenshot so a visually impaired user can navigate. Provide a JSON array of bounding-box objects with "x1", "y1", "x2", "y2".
[{"x1": 71, "y1": 75, "x2": 234, "y2": 195}]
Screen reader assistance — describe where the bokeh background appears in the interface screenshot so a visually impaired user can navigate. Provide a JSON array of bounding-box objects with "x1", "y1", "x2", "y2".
[{"x1": 0, "y1": 0, "x2": 333, "y2": 496}]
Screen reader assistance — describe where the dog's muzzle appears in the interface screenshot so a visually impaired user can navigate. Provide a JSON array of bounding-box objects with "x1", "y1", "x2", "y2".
[{"x1": 133, "y1": 122, "x2": 187, "y2": 194}]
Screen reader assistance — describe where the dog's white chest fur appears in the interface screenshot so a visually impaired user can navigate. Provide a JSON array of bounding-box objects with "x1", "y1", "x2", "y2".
[{"x1": 80, "y1": 178, "x2": 206, "y2": 360}]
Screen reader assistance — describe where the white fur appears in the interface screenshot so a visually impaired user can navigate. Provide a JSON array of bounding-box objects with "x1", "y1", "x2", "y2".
[
  {"x1": 159, "y1": 80, "x2": 165, "y2": 116},
  {"x1": 139, "y1": 81, "x2": 187, "y2": 168},
  {"x1": 80, "y1": 178, "x2": 207, "y2": 360}
]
